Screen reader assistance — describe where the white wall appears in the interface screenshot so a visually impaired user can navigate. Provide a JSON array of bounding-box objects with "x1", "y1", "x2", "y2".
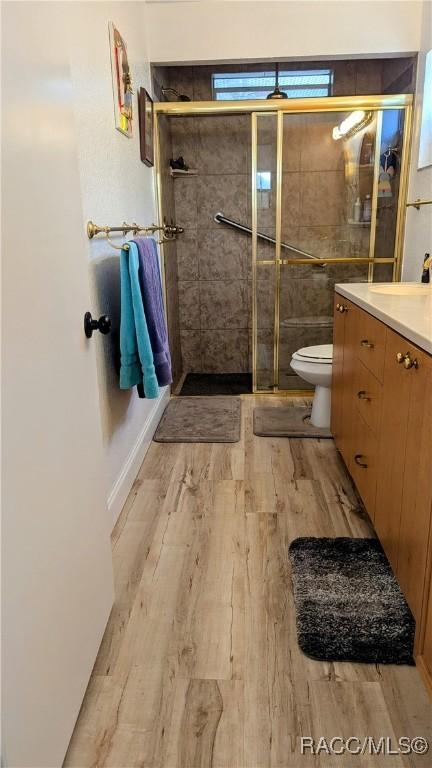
[
  {"x1": 145, "y1": 1, "x2": 423, "y2": 65},
  {"x1": 68, "y1": 2, "x2": 169, "y2": 525},
  {"x1": 402, "y1": 0, "x2": 432, "y2": 281}
]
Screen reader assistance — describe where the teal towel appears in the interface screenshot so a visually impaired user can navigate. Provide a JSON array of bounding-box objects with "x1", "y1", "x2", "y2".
[{"x1": 119, "y1": 242, "x2": 159, "y2": 398}]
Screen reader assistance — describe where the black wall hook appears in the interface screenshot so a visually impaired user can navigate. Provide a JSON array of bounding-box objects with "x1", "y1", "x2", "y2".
[{"x1": 84, "y1": 311, "x2": 112, "y2": 339}]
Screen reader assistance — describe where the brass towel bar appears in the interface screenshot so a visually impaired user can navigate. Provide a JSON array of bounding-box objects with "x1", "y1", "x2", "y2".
[
  {"x1": 406, "y1": 199, "x2": 432, "y2": 210},
  {"x1": 86, "y1": 220, "x2": 184, "y2": 249}
]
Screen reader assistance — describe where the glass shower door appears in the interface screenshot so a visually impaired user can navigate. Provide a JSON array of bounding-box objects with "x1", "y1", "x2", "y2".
[
  {"x1": 253, "y1": 112, "x2": 279, "y2": 391},
  {"x1": 252, "y1": 99, "x2": 411, "y2": 393},
  {"x1": 278, "y1": 107, "x2": 408, "y2": 391},
  {"x1": 279, "y1": 109, "x2": 378, "y2": 389}
]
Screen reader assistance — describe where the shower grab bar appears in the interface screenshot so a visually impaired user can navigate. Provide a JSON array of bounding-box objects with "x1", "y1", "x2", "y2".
[{"x1": 214, "y1": 212, "x2": 325, "y2": 266}]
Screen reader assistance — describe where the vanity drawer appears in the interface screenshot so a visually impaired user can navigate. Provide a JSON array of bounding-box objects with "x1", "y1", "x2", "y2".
[
  {"x1": 353, "y1": 358, "x2": 382, "y2": 435},
  {"x1": 350, "y1": 410, "x2": 378, "y2": 519},
  {"x1": 354, "y1": 309, "x2": 387, "y2": 382}
]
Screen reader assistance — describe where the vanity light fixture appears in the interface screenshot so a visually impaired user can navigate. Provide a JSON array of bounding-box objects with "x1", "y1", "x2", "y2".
[{"x1": 332, "y1": 110, "x2": 373, "y2": 140}]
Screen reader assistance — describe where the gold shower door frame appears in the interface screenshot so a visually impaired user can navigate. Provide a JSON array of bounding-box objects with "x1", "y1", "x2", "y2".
[{"x1": 154, "y1": 94, "x2": 413, "y2": 394}]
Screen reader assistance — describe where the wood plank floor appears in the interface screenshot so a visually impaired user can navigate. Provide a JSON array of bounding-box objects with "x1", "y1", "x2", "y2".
[{"x1": 64, "y1": 396, "x2": 432, "y2": 768}]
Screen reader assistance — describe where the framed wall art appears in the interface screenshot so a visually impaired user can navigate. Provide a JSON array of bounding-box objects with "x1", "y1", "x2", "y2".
[
  {"x1": 108, "y1": 21, "x2": 133, "y2": 137},
  {"x1": 138, "y1": 87, "x2": 154, "y2": 166}
]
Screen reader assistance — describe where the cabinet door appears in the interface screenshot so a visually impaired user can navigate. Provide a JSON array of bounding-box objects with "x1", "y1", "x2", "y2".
[
  {"x1": 338, "y1": 301, "x2": 360, "y2": 467},
  {"x1": 331, "y1": 294, "x2": 347, "y2": 443},
  {"x1": 375, "y1": 328, "x2": 411, "y2": 572},
  {"x1": 397, "y1": 347, "x2": 432, "y2": 621},
  {"x1": 353, "y1": 357, "x2": 382, "y2": 436},
  {"x1": 350, "y1": 409, "x2": 379, "y2": 517},
  {"x1": 354, "y1": 310, "x2": 387, "y2": 383}
]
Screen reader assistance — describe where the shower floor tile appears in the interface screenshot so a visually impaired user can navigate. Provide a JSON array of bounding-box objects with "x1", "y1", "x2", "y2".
[{"x1": 179, "y1": 372, "x2": 252, "y2": 396}]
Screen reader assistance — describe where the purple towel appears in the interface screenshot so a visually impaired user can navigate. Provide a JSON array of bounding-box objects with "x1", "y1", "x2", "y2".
[{"x1": 133, "y1": 237, "x2": 172, "y2": 387}]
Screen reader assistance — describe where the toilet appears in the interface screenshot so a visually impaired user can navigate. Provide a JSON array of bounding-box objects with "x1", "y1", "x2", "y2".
[{"x1": 290, "y1": 344, "x2": 333, "y2": 428}]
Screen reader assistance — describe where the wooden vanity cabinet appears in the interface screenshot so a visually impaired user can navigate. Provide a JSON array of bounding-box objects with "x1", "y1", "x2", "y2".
[{"x1": 332, "y1": 292, "x2": 432, "y2": 692}]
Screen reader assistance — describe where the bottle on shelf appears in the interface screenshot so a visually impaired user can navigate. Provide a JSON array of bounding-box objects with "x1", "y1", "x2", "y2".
[
  {"x1": 353, "y1": 197, "x2": 362, "y2": 223},
  {"x1": 421, "y1": 253, "x2": 431, "y2": 284},
  {"x1": 363, "y1": 194, "x2": 372, "y2": 222}
]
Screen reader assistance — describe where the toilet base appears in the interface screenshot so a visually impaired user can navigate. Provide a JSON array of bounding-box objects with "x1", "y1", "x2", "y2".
[{"x1": 310, "y1": 384, "x2": 331, "y2": 429}]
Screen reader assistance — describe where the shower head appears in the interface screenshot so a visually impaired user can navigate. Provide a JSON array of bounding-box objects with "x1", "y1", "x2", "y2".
[
  {"x1": 266, "y1": 63, "x2": 288, "y2": 100},
  {"x1": 161, "y1": 87, "x2": 191, "y2": 102}
]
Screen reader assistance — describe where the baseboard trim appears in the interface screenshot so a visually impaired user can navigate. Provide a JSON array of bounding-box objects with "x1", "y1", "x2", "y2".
[
  {"x1": 416, "y1": 654, "x2": 432, "y2": 700},
  {"x1": 107, "y1": 388, "x2": 170, "y2": 528}
]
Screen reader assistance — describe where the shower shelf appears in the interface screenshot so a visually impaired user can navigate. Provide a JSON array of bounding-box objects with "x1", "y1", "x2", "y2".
[{"x1": 170, "y1": 168, "x2": 198, "y2": 178}]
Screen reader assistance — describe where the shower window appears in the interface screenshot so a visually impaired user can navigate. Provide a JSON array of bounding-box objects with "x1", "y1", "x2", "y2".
[
  {"x1": 257, "y1": 171, "x2": 272, "y2": 210},
  {"x1": 257, "y1": 171, "x2": 272, "y2": 189},
  {"x1": 212, "y1": 70, "x2": 333, "y2": 100}
]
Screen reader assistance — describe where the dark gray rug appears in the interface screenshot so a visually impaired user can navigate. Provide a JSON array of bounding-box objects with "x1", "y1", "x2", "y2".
[
  {"x1": 153, "y1": 396, "x2": 241, "y2": 443},
  {"x1": 179, "y1": 373, "x2": 252, "y2": 396},
  {"x1": 253, "y1": 406, "x2": 332, "y2": 438},
  {"x1": 288, "y1": 537, "x2": 415, "y2": 665}
]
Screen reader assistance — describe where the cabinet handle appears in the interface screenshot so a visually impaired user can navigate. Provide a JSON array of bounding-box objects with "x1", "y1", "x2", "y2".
[
  {"x1": 354, "y1": 454, "x2": 368, "y2": 468},
  {"x1": 403, "y1": 353, "x2": 419, "y2": 370},
  {"x1": 396, "y1": 351, "x2": 406, "y2": 364},
  {"x1": 336, "y1": 303, "x2": 348, "y2": 313},
  {"x1": 357, "y1": 390, "x2": 371, "y2": 401},
  {"x1": 360, "y1": 339, "x2": 374, "y2": 349}
]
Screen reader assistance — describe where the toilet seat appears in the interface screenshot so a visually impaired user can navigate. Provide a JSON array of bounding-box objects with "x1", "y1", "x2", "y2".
[{"x1": 292, "y1": 344, "x2": 333, "y2": 364}]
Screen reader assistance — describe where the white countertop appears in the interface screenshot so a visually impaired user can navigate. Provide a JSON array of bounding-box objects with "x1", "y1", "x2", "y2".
[{"x1": 335, "y1": 283, "x2": 432, "y2": 354}]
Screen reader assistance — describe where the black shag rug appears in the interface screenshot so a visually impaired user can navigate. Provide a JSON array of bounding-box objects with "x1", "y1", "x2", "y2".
[
  {"x1": 179, "y1": 373, "x2": 252, "y2": 396},
  {"x1": 288, "y1": 537, "x2": 415, "y2": 665}
]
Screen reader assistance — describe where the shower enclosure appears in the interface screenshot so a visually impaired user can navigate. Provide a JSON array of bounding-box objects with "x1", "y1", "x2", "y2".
[{"x1": 155, "y1": 94, "x2": 412, "y2": 393}]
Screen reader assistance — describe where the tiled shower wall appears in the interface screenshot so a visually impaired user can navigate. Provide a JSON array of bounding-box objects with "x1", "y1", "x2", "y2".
[
  {"x1": 153, "y1": 57, "x2": 416, "y2": 377},
  {"x1": 171, "y1": 115, "x2": 252, "y2": 373}
]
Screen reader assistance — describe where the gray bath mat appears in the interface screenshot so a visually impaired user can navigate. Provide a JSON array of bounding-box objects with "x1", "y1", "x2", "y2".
[
  {"x1": 154, "y1": 396, "x2": 241, "y2": 443},
  {"x1": 288, "y1": 537, "x2": 415, "y2": 665},
  {"x1": 253, "y1": 405, "x2": 332, "y2": 438}
]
